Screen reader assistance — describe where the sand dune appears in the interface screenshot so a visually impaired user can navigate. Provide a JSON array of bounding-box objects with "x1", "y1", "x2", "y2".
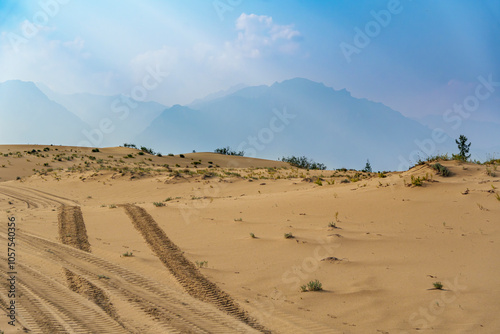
[{"x1": 0, "y1": 145, "x2": 499, "y2": 333}]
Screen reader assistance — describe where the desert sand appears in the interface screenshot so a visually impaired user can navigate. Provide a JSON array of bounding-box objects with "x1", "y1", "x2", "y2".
[{"x1": 0, "y1": 145, "x2": 499, "y2": 333}]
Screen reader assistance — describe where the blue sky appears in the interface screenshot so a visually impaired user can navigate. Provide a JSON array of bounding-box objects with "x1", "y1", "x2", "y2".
[{"x1": 1, "y1": 0, "x2": 499, "y2": 120}]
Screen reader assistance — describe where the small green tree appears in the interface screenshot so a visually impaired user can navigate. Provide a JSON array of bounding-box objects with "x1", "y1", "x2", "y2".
[
  {"x1": 455, "y1": 135, "x2": 471, "y2": 161},
  {"x1": 362, "y1": 159, "x2": 372, "y2": 173}
]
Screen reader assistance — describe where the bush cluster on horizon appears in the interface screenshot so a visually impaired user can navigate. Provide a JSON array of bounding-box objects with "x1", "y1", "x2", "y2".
[
  {"x1": 280, "y1": 155, "x2": 326, "y2": 170},
  {"x1": 214, "y1": 147, "x2": 244, "y2": 156}
]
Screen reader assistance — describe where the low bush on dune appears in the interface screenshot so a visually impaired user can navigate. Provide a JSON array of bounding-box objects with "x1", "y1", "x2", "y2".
[
  {"x1": 432, "y1": 163, "x2": 451, "y2": 177},
  {"x1": 195, "y1": 260, "x2": 208, "y2": 268},
  {"x1": 280, "y1": 156, "x2": 326, "y2": 170},
  {"x1": 301, "y1": 280, "x2": 323, "y2": 292},
  {"x1": 411, "y1": 175, "x2": 423, "y2": 186},
  {"x1": 433, "y1": 281, "x2": 443, "y2": 290},
  {"x1": 139, "y1": 146, "x2": 157, "y2": 155},
  {"x1": 214, "y1": 146, "x2": 244, "y2": 156}
]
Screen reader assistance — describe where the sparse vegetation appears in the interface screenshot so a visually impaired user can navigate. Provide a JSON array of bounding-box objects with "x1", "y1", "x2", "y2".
[
  {"x1": 92, "y1": 148, "x2": 100, "y2": 152},
  {"x1": 284, "y1": 232, "x2": 294, "y2": 239},
  {"x1": 250, "y1": 232, "x2": 256, "y2": 238},
  {"x1": 328, "y1": 222, "x2": 337, "y2": 229},
  {"x1": 195, "y1": 260, "x2": 208, "y2": 268},
  {"x1": 140, "y1": 146, "x2": 156, "y2": 155},
  {"x1": 411, "y1": 175, "x2": 423, "y2": 186},
  {"x1": 122, "y1": 251, "x2": 134, "y2": 257},
  {"x1": 477, "y1": 203, "x2": 488, "y2": 211},
  {"x1": 234, "y1": 218, "x2": 243, "y2": 221},
  {"x1": 432, "y1": 163, "x2": 451, "y2": 177},
  {"x1": 214, "y1": 146, "x2": 244, "y2": 156},
  {"x1": 109, "y1": 204, "x2": 117, "y2": 209},
  {"x1": 280, "y1": 156, "x2": 326, "y2": 170},
  {"x1": 153, "y1": 202, "x2": 165, "y2": 207},
  {"x1": 433, "y1": 281, "x2": 443, "y2": 290},
  {"x1": 302, "y1": 279, "x2": 322, "y2": 291},
  {"x1": 486, "y1": 166, "x2": 497, "y2": 177}
]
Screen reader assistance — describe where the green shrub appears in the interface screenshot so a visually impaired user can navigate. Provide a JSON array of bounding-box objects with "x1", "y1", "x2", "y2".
[
  {"x1": 411, "y1": 175, "x2": 423, "y2": 186},
  {"x1": 433, "y1": 281, "x2": 443, "y2": 290},
  {"x1": 306, "y1": 279, "x2": 323, "y2": 291},
  {"x1": 432, "y1": 163, "x2": 451, "y2": 176},
  {"x1": 250, "y1": 233, "x2": 256, "y2": 238},
  {"x1": 284, "y1": 232, "x2": 294, "y2": 239},
  {"x1": 122, "y1": 251, "x2": 133, "y2": 257},
  {"x1": 195, "y1": 260, "x2": 208, "y2": 268},
  {"x1": 153, "y1": 202, "x2": 165, "y2": 207},
  {"x1": 280, "y1": 156, "x2": 326, "y2": 170},
  {"x1": 214, "y1": 147, "x2": 244, "y2": 156},
  {"x1": 92, "y1": 148, "x2": 100, "y2": 152},
  {"x1": 140, "y1": 146, "x2": 155, "y2": 155}
]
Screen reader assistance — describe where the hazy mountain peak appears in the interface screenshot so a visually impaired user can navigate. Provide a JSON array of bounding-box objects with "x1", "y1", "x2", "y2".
[{"x1": 189, "y1": 83, "x2": 249, "y2": 106}]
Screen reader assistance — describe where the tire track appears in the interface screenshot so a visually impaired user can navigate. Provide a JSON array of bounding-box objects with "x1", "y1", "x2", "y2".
[
  {"x1": 58, "y1": 205, "x2": 91, "y2": 252},
  {"x1": 18, "y1": 186, "x2": 79, "y2": 205},
  {"x1": 0, "y1": 228, "x2": 260, "y2": 333},
  {"x1": 58, "y1": 205, "x2": 129, "y2": 331},
  {"x1": 121, "y1": 204, "x2": 270, "y2": 333},
  {"x1": 0, "y1": 188, "x2": 40, "y2": 208},
  {"x1": 0, "y1": 257, "x2": 128, "y2": 333},
  {"x1": 0, "y1": 185, "x2": 77, "y2": 208}
]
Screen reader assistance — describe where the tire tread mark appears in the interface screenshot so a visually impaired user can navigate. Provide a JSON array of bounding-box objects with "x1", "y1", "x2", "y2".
[
  {"x1": 3, "y1": 230, "x2": 257, "y2": 333},
  {"x1": 121, "y1": 204, "x2": 270, "y2": 333}
]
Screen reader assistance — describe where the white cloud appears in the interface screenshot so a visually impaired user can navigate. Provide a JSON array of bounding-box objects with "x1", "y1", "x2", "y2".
[{"x1": 231, "y1": 13, "x2": 301, "y2": 58}]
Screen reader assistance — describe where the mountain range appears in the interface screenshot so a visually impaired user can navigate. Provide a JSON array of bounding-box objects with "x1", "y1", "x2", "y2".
[{"x1": 1, "y1": 78, "x2": 496, "y2": 171}]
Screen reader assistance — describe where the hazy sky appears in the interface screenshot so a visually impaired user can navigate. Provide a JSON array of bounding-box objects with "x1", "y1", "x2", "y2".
[{"x1": 1, "y1": 0, "x2": 499, "y2": 120}]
